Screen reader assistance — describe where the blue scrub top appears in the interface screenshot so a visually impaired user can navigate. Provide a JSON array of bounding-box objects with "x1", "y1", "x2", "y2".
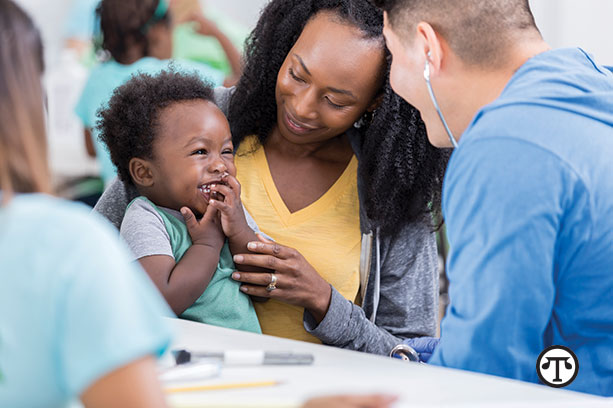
[{"x1": 430, "y1": 48, "x2": 613, "y2": 396}]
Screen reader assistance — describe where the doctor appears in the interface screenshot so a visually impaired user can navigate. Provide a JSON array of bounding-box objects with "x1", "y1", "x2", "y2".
[{"x1": 375, "y1": 0, "x2": 613, "y2": 396}]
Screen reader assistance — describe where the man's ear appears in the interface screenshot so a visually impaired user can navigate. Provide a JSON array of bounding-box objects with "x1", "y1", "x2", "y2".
[
  {"x1": 129, "y1": 158, "x2": 154, "y2": 188},
  {"x1": 415, "y1": 22, "x2": 444, "y2": 75}
]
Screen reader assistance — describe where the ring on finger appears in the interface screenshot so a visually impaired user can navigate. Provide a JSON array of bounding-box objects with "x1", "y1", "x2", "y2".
[{"x1": 266, "y1": 273, "x2": 277, "y2": 292}]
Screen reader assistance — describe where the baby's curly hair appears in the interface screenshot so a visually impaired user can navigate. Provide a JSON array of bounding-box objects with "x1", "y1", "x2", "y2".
[
  {"x1": 97, "y1": 68, "x2": 214, "y2": 185},
  {"x1": 229, "y1": 0, "x2": 451, "y2": 233}
]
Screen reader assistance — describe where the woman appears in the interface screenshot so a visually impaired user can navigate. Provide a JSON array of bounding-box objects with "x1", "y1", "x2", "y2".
[
  {"x1": 95, "y1": 0, "x2": 450, "y2": 355},
  {"x1": 0, "y1": 1, "x2": 172, "y2": 406}
]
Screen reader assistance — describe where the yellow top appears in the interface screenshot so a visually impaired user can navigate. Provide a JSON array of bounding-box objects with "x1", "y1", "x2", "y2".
[{"x1": 236, "y1": 136, "x2": 361, "y2": 343}]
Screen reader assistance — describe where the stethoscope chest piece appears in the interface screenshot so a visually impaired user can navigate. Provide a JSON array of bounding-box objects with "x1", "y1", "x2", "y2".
[{"x1": 390, "y1": 343, "x2": 421, "y2": 362}]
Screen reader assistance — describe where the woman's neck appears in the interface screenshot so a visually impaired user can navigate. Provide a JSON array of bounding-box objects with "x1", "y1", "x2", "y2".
[{"x1": 265, "y1": 126, "x2": 351, "y2": 161}]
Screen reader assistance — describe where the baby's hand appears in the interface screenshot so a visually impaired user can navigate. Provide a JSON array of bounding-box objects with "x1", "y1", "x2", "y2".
[
  {"x1": 181, "y1": 203, "x2": 224, "y2": 249},
  {"x1": 208, "y1": 173, "x2": 251, "y2": 240}
]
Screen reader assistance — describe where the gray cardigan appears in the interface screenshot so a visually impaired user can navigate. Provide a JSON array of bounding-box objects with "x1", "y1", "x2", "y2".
[{"x1": 93, "y1": 87, "x2": 438, "y2": 355}]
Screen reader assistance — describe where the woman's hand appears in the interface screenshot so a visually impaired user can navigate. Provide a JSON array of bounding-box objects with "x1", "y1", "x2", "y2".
[
  {"x1": 207, "y1": 173, "x2": 252, "y2": 241},
  {"x1": 232, "y1": 235, "x2": 333, "y2": 323}
]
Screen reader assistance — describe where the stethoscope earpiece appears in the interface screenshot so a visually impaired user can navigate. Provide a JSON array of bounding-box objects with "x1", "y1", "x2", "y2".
[{"x1": 422, "y1": 51, "x2": 459, "y2": 148}]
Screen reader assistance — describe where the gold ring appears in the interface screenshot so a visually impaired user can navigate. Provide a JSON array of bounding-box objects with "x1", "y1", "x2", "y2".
[{"x1": 266, "y1": 273, "x2": 277, "y2": 292}]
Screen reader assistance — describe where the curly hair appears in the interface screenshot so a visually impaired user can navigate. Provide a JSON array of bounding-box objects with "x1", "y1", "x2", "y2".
[
  {"x1": 97, "y1": 68, "x2": 214, "y2": 185},
  {"x1": 228, "y1": 0, "x2": 451, "y2": 233},
  {"x1": 96, "y1": 0, "x2": 169, "y2": 63}
]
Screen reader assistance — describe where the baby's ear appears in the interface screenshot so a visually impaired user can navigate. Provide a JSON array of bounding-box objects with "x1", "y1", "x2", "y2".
[{"x1": 129, "y1": 158, "x2": 154, "y2": 187}]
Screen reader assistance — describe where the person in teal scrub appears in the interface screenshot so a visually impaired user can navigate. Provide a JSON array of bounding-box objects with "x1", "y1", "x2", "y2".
[
  {"x1": 0, "y1": 1, "x2": 173, "y2": 406},
  {"x1": 75, "y1": 0, "x2": 237, "y2": 187}
]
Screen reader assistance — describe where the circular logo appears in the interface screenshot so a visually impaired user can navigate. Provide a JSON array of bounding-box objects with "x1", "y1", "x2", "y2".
[{"x1": 536, "y1": 345, "x2": 579, "y2": 388}]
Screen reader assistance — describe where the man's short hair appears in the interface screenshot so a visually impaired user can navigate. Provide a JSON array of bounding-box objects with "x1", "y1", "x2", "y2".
[{"x1": 374, "y1": 0, "x2": 540, "y2": 67}]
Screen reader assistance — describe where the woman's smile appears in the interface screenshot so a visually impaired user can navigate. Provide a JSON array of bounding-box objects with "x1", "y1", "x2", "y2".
[
  {"x1": 272, "y1": 11, "x2": 385, "y2": 147},
  {"x1": 283, "y1": 108, "x2": 321, "y2": 135}
]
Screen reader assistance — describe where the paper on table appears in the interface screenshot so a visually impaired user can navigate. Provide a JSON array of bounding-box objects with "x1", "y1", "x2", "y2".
[{"x1": 160, "y1": 360, "x2": 221, "y2": 383}]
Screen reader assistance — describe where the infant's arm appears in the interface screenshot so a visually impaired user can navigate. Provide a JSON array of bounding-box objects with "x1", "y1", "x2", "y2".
[{"x1": 121, "y1": 199, "x2": 224, "y2": 315}]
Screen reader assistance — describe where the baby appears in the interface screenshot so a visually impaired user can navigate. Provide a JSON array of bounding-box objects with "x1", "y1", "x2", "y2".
[{"x1": 98, "y1": 68, "x2": 262, "y2": 333}]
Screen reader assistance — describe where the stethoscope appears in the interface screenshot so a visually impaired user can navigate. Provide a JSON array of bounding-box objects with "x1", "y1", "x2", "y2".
[
  {"x1": 388, "y1": 53, "x2": 455, "y2": 364},
  {"x1": 423, "y1": 52, "x2": 459, "y2": 149},
  {"x1": 389, "y1": 343, "x2": 423, "y2": 363}
]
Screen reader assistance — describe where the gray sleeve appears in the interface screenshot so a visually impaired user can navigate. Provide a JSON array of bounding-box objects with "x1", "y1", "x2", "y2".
[
  {"x1": 213, "y1": 86, "x2": 235, "y2": 117},
  {"x1": 243, "y1": 205, "x2": 274, "y2": 241},
  {"x1": 120, "y1": 199, "x2": 174, "y2": 260},
  {"x1": 93, "y1": 178, "x2": 139, "y2": 229},
  {"x1": 304, "y1": 218, "x2": 439, "y2": 355},
  {"x1": 243, "y1": 206, "x2": 259, "y2": 234}
]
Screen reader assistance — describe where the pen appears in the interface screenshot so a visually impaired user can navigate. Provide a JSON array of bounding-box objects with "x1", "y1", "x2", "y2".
[
  {"x1": 164, "y1": 380, "x2": 280, "y2": 393},
  {"x1": 173, "y1": 349, "x2": 314, "y2": 365}
]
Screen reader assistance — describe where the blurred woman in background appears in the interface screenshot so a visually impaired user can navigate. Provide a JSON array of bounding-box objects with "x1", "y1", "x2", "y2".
[{"x1": 0, "y1": 1, "x2": 173, "y2": 406}]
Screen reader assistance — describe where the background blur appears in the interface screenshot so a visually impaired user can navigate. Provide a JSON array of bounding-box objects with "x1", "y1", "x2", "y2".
[
  {"x1": 18, "y1": 0, "x2": 612, "y2": 199},
  {"x1": 16, "y1": 0, "x2": 613, "y2": 68},
  {"x1": 12, "y1": 0, "x2": 612, "y2": 331}
]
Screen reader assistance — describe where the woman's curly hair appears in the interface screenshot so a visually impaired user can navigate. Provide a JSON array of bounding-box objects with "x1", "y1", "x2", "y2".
[
  {"x1": 97, "y1": 68, "x2": 214, "y2": 185},
  {"x1": 228, "y1": 0, "x2": 451, "y2": 233}
]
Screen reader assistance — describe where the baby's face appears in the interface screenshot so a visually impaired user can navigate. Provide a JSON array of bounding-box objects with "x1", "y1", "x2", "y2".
[{"x1": 148, "y1": 100, "x2": 236, "y2": 216}]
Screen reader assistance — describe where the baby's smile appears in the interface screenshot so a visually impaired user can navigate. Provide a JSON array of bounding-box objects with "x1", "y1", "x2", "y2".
[{"x1": 198, "y1": 172, "x2": 230, "y2": 202}]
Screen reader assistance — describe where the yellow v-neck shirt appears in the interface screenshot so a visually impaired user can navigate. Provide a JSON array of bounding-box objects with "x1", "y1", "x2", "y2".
[{"x1": 235, "y1": 137, "x2": 361, "y2": 343}]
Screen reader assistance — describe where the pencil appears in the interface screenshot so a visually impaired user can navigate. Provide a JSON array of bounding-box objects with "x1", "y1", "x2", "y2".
[{"x1": 164, "y1": 380, "x2": 280, "y2": 393}]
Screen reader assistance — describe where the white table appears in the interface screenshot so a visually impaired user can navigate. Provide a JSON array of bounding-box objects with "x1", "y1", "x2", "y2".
[{"x1": 165, "y1": 318, "x2": 611, "y2": 408}]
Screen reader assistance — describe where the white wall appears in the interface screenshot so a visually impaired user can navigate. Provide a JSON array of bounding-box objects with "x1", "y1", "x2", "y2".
[
  {"x1": 223, "y1": 0, "x2": 613, "y2": 66},
  {"x1": 210, "y1": 0, "x2": 268, "y2": 30},
  {"x1": 15, "y1": 0, "x2": 74, "y2": 67},
  {"x1": 530, "y1": 0, "x2": 613, "y2": 65}
]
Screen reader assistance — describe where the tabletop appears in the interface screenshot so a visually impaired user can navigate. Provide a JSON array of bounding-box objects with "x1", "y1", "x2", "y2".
[{"x1": 163, "y1": 318, "x2": 611, "y2": 408}]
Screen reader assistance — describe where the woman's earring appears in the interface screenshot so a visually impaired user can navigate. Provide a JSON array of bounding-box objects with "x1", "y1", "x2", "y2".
[{"x1": 353, "y1": 110, "x2": 375, "y2": 129}]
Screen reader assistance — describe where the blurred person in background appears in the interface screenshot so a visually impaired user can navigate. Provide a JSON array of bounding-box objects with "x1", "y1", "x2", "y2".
[
  {"x1": 170, "y1": 0, "x2": 244, "y2": 84},
  {"x1": 63, "y1": 0, "x2": 99, "y2": 62},
  {"x1": 75, "y1": 0, "x2": 241, "y2": 188},
  {"x1": 0, "y1": 0, "x2": 174, "y2": 406}
]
